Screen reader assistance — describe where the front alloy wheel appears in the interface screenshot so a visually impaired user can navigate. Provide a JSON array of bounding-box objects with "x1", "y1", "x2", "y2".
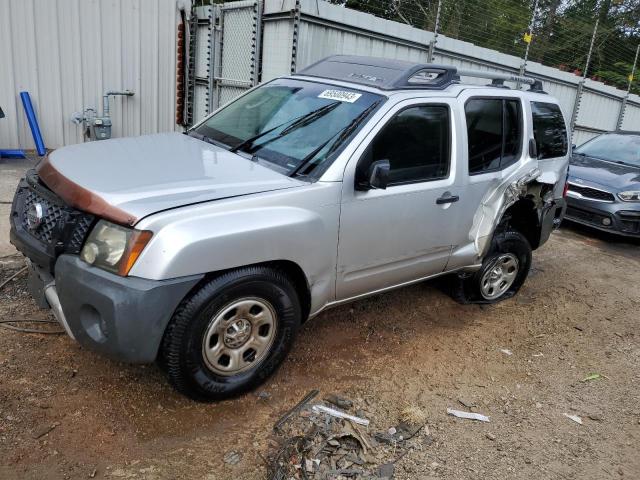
[{"x1": 202, "y1": 297, "x2": 277, "y2": 376}]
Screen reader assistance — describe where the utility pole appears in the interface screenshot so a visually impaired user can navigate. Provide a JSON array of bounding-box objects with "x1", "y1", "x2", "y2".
[
  {"x1": 570, "y1": 18, "x2": 599, "y2": 137},
  {"x1": 427, "y1": 0, "x2": 442, "y2": 63},
  {"x1": 616, "y1": 43, "x2": 639, "y2": 130},
  {"x1": 518, "y1": 0, "x2": 539, "y2": 88}
]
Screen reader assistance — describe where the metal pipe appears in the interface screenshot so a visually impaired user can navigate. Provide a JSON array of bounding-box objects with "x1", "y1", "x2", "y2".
[
  {"x1": 0, "y1": 149, "x2": 26, "y2": 159},
  {"x1": 102, "y1": 90, "x2": 134, "y2": 118},
  {"x1": 19, "y1": 91, "x2": 46, "y2": 156}
]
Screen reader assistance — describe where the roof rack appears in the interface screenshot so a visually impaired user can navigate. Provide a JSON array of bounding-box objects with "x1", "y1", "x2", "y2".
[
  {"x1": 457, "y1": 69, "x2": 544, "y2": 92},
  {"x1": 295, "y1": 55, "x2": 544, "y2": 92}
]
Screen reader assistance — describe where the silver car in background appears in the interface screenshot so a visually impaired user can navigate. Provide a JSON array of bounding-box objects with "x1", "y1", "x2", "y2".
[{"x1": 10, "y1": 56, "x2": 569, "y2": 400}]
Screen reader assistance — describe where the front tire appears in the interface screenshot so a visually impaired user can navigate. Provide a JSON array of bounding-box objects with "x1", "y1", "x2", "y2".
[{"x1": 161, "y1": 266, "x2": 301, "y2": 401}]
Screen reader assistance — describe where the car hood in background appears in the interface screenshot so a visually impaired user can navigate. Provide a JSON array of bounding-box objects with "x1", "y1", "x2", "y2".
[
  {"x1": 38, "y1": 133, "x2": 305, "y2": 225},
  {"x1": 569, "y1": 154, "x2": 640, "y2": 191}
]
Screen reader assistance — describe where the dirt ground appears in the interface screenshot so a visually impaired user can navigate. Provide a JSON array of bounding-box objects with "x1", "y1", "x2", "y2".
[{"x1": 1, "y1": 160, "x2": 639, "y2": 479}]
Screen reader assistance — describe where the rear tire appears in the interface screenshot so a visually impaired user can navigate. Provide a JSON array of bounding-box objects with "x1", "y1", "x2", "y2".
[
  {"x1": 161, "y1": 266, "x2": 301, "y2": 401},
  {"x1": 455, "y1": 230, "x2": 532, "y2": 304}
]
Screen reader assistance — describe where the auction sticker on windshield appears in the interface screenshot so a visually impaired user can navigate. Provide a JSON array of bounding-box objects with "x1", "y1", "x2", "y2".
[{"x1": 318, "y1": 90, "x2": 362, "y2": 103}]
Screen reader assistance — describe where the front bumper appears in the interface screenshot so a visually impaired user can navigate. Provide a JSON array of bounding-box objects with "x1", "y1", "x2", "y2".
[
  {"x1": 38, "y1": 255, "x2": 203, "y2": 363},
  {"x1": 564, "y1": 196, "x2": 640, "y2": 237}
]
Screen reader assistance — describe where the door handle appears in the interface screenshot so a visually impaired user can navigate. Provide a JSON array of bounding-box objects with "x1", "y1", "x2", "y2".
[{"x1": 436, "y1": 193, "x2": 459, "y2": 205}]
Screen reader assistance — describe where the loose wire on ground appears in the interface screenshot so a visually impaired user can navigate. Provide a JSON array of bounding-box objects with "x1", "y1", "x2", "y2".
[
  {"x1": 0, "y1": 319, "x2": 64, "y2": 334},
  {"x1": 0, "y1": 265, "x2": 64, "y2": 334}
]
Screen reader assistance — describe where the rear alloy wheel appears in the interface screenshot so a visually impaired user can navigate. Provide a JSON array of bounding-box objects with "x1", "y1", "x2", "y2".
[
  {"x1": 161, "y1": 266, "x2": 301, "y2": 401},
  {"x1": 479, "y1": 253, "x2": 520, "y2": 300}
]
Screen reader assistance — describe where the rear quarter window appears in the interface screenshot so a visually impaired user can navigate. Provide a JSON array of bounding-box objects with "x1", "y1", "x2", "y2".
[{"x1": 531, "y1": 102, "x2": 568, "y2": 159}]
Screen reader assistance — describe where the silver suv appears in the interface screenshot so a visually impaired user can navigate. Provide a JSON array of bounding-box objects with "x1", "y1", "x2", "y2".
[{"x1": 10, "y1": 56, "x2": 569, "y2": 400}]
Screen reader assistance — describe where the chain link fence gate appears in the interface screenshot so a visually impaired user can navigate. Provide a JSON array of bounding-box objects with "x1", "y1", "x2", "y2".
[{"x1": 190, "y1": 1, "x2": 262, "y2": 124}]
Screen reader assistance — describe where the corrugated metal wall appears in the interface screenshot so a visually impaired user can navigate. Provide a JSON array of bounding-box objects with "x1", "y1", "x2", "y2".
[
  {"x1": 0, "y1": 0, "x2": 182, "y2": 150},
  {"x1": 261, "y1": 0, "x2": 640, "y2": 145}
]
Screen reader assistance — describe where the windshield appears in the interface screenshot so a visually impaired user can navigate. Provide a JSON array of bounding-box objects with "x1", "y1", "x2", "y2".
[
  {"x1": 575, "y1": 133, "x2": 640, "y2": 167},
  {"x1": 191, "y1": 79, "x2": 383, "y2": 176}
]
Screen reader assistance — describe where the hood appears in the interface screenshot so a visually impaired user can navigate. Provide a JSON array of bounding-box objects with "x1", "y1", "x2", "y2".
[
  {"x1": 569, "y1": 154, "x2": 640, "y2": 191},
  {"x1": 38, "y1": 133, "x2": 305, "y2": 225}
]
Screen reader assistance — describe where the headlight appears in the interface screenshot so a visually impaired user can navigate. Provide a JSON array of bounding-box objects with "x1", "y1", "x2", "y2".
[
  {"x1": 618, "y1": 191, "x2": 640, "y2": 202},
  {"x1": 80, "y1": 220, "x2": 153, "y2": 276}
]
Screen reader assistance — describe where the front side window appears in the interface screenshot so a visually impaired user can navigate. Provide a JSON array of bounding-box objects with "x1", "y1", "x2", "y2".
[
  {"x1": 531, "y1": 102, "x2": 568, "y2": 159},
  {"x1": 465, "y1": 98, "x2": 523, "y2": 174},
  {"x1": 191, "y1": 79, "x2": 383, "y2": 177},
  {"x1": 359, "y1": 105, "x2": 451, "y2": 186}
]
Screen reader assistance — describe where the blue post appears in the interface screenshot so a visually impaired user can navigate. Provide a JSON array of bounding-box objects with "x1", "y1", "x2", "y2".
[
  {"x1": 20, "y1": 91, "x2": 46, "y2": 156},
  {"x1": 0, "y1": 149, "x2": 26, "y2": 159}
]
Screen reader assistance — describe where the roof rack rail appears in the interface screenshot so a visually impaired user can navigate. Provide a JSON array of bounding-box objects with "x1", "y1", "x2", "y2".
[
  {"x1": 456, "y1": 69, "x2": 544, "y2": 92},
  {"x1": 295, "y1": 56, "x2": 544, "y2": 92}
]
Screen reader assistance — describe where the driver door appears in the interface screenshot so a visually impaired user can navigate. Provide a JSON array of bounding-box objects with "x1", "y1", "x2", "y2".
[{"x1": 336, "y1": 99, "x2": 461, "y2": 300}]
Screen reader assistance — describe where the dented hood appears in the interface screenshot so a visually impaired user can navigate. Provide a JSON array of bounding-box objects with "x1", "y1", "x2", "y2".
[{"x1": 38, "y1": 133, "x2": 304, "y2": 225}]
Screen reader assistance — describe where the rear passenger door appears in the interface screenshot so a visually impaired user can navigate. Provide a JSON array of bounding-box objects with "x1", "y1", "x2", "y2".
[
  {"x1": 445, "y1": 95, "x2": 527, "y2": 270},
  {"x1": 530, "y1": 101, "x2": 569, "y2": 199}
]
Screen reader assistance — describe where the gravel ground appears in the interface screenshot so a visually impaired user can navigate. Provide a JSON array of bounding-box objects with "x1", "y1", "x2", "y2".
[{"x1": 0, "y1": 159, "x2": 638, "y2": 480}]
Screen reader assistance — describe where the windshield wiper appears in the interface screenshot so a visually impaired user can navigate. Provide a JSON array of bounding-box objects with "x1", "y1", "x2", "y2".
[
  {"x1": 291, "y1": 99, "x2": 383, "y2": 177},
  {"x1": 229, "y1": 101, "x2": 341, "y2": 154}
]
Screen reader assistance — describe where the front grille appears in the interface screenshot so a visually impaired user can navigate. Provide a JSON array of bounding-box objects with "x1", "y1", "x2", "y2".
[
  {"x1": 11, "y1": 171, "x2": 95, "y2": 269},
  {"x1": 567, "y1": 183, "x2": 615, "y2": 202},
  {"x1": 21, "y1": 188, "x2": 65, "y2": 245},
  {"x1": 566, "y1": 206, "x2": 613, "y2": 228},
  {"x1": 618, "y1": 211, "x2": 640, "y2": 234}
]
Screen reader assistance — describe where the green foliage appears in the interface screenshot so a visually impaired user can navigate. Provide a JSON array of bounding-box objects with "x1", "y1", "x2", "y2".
[{"x1": 329, "y1": 0, "x2": 639, "y2": 92}]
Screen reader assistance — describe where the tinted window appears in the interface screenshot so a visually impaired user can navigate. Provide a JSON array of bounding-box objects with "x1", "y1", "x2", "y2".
[
  {"x1": 531, "y1": 102, "x2": 568, "y2": 159},
  {"x1": 363, "y1": 105, "x2": 450, "y2": 185},
  {"x1": 466, "y1": 98, "x2": 523, "y2": 174}
]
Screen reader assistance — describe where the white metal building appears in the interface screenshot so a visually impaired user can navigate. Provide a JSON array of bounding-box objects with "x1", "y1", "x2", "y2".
[{"x1": 1, "y1": 0, "x2": 638, "y2": 151}]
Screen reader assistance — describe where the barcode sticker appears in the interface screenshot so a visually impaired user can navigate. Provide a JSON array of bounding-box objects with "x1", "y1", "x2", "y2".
[{"x1": 318, "y1": 89, "x2": 362, "y2": 103}]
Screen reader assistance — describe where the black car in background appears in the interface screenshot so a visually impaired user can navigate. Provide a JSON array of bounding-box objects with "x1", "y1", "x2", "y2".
[{"x1": 565, "y1": 131, "x2": 640, "y2": 237}]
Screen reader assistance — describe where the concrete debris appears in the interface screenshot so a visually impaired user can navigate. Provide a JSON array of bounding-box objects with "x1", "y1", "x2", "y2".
[
  {"x1": 563, "y1": 413, "x2": 583, "y2": 425},
  {"x1": 312, "y1": 404, "x2": 370, "y2": 426},
  {"x1": 447, "y1": 408, "x2": 490, "y2": 422},
  {"x1": 223, "y1": 450, "x2": 242, "y2": 465}
]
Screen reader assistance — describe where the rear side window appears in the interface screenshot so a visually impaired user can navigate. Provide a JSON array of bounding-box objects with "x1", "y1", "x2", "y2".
[
  {"x1": 364, "y1": 105, "x2": 450, "y2": 185},
  {"x1": 465, "y1": 98, "x2": 523, "y2": 174},
  {"x1": 531, "y1": 102, "x2": 568, "y2": 159}
]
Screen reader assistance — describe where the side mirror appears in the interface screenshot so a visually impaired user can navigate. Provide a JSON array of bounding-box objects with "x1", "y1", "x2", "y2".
[
  {"x1": 528, "y1": 138, "x2": 538, "y2": 159},
  {"x1": 357, "y1": 159, "x2": 390, "y2": 191}
]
